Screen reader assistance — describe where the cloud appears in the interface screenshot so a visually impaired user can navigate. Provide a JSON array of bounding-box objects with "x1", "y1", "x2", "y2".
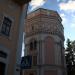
[
  {"x1": 59, "y1": 0, "x2": 75, "y2": 12},
  {"x1": 70, "y1": 16, "x2": 75, "y2": 28},
  {"x1": 30, "y1": 0, "x2": 47, "y2": 11},
  {"x1": 60, "y1": 12, "x2": 75, "y2": 29},
  {"x1": 71, "y1": 24, "x2": 75, "y2": 28},
  {"x1": 59, "y1": 0, "x2": 75, "y2": 28},
  {"x1": 60, "y1": 13, "x2": 68, "y2": 25},
  {"x1": 60, "y1": 13, "x2": 66, "y2": 22}
]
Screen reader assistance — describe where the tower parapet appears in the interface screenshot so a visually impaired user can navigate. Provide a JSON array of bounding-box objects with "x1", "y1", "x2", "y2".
[{"x1": 25, "y1": 8, "x2": 64, "y2": 40}]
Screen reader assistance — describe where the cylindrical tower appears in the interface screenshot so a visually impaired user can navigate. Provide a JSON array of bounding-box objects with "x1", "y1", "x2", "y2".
[{"x1": 24, "y1": 8, "x2": 66, "y2": 75}]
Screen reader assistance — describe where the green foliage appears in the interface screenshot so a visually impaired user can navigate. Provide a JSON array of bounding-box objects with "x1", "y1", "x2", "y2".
[{"x1": 65, "y1": 39, "x2": 75, "y2": 75}]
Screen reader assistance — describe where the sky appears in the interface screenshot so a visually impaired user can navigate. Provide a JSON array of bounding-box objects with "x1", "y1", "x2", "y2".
[{"x1": 22, "y1": 0, "x2": 75, "y2": 56}]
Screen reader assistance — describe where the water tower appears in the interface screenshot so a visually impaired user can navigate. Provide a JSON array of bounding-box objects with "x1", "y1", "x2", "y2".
[{"x1": 24, "y1": 8, "x2": 66, "y2": 75}]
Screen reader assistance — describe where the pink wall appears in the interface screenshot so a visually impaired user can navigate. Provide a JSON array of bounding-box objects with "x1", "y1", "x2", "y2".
[{"x1": 44, "y1": 36, "x2": 55, "y2": 64}]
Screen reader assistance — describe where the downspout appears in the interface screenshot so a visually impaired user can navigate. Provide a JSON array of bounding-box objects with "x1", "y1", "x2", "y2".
[{"x1": 14, "y1": 3, "x2": 29, "y2": 75}]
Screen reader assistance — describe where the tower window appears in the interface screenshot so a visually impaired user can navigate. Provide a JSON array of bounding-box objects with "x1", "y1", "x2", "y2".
[
  {"x1": 34, "y1": 40, "x2": 37, "y2": 49},
  {"x1": 29, "y1": 40, "x2": 37, "y2": 51},
  {"x1": 32, "y1": 26, "x2": 34, "y2": 31},
  {"x1": 1, "y1": 17, "x2": 12, "y2": 36},
  {"x1": 30, "y1": 42, "x2": 33, "y2": 50},
  {"x1": 33, "y1": 56, "x2": 37, "y2": 66}
]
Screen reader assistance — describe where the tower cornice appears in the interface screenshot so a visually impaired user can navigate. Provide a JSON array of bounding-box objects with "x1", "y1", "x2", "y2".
[{"x1": 27, "y1": 8, "x2": 62, "y2": 22}]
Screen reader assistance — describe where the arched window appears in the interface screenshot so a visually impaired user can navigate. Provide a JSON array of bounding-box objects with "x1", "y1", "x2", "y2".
[{"x1": 29, "y1": 40, "x2": 37, "y2": 51}]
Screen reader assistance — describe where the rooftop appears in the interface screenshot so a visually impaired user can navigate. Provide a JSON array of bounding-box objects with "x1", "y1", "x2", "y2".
[{"x1": 27, "y1": 8, "x2": 62, "y2": 21}]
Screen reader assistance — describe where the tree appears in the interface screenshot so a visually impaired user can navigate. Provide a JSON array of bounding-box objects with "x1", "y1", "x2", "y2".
[
  {"x1": 65, "y1": 39, "x2": 75, "y2": 75},
  {"x1": 71, "y1": 41, "x2": 75, "y2": 74}
]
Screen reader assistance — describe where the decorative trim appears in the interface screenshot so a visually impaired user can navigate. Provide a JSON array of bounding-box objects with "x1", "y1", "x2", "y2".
[{"x1": 25, "y1": 31, "x2": 64, "y2": 41}]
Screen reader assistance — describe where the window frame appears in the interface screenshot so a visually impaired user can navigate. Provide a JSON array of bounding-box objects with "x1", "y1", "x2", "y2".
[{"x1": 1, "y1": 16, "x2": 12, "y2": 37}]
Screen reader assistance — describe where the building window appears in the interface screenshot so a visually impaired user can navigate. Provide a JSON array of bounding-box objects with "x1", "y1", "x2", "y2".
[
  {"x1": 0, "y1": 62, "x2": 6, "y2": 75},
  {"x1": 33, "y1": 56, "x2": 37, "y2": 66},
  {"x1": 30, "y1": 42, "x2": 33, "y2": 50},
  {"x1": 32, "y1": 26, "x2": 34, "y2": 31},
  {"x1": 29, "y1": 40, "x2": 37, "y2": 51},
  {"x1": 1, "y1": 17, "x2": 12, "y2": 36},
  {"x1": 34, "y1": 40, "x2": 37, "y2": 49},
  {"x1": 29, "y1": 73, "x2": 34, "y2": 75},
  {"x1": 0, "y1": 51, "x2": 7, "y2": 58}
]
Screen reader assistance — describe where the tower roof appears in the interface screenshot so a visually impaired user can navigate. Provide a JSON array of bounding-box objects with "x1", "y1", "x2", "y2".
[{"x1": 27, "y1": 8, "x2": 62, "y2": 21}]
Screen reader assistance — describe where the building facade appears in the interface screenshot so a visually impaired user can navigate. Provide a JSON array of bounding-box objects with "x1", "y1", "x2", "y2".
[
  {"x1": 0, "y1": 0, "x2": 31, "y2": 75},
  {"x1": 24, "y1": 8, "x2": 66, "y2": 75}
]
